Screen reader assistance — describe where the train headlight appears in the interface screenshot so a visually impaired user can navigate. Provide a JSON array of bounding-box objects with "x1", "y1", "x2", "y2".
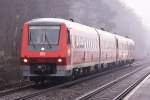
[
  {"x1": 23, "y1": 58, "x2": 28, "y2": 63},
  {"x1": 58, "y1": 58, "x2": 62, "y2": 63},
  {"x1": 41, "y1": 47, "x2": 45, "y2": 51}
]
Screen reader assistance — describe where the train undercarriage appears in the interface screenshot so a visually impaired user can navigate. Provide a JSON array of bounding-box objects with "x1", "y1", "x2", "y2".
[{"x1": 23, "y1": 59, "x2": 134, "y2": 84}]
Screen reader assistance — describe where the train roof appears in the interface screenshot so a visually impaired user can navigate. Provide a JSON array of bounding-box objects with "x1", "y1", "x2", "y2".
[
  {"x1": 115, "y1": 34, "x2": 135, "y2": 45},
  {"x1": 28, "y1": 18, "x2": 72, "y2": 25},
  {"x1": 28, "y1": 18, "x2": 96, "y2": 33},
  {"x1": 97, "y1": 29, "x2": 115, "y2": 38},
  {"x1": 28, "y1": 18, "x2": 135, "y2": 44}
]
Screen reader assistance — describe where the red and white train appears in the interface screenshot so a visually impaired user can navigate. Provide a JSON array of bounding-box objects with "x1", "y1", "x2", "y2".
[{"x1": 20, "y1": 18, "x2": 135, "y2": 82}]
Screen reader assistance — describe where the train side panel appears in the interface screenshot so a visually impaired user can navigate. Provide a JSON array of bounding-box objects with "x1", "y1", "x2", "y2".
[
  {"x1": 97, "y1": 30, "x2": 117, "y2": 65},
  {"x1": 116, "y1": 35, "x2": 135, "y2": 64},
  {"x1": 69, "y1": 27, "x2": 100, "y2": 69}
]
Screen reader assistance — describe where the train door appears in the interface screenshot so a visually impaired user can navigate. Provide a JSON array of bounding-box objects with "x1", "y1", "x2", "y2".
[
  {"x1": 67, "y1": 28, "x2": 76, "y2": 68},
  {"x1": 95, "y1": 29, "x2": 101, "y2": 65},
  {"x1": 115, "y1": 37, "x2": 119, "y2": 63},
  {"x1": 67, "y1": 28, "x2": 72, "y2": 66}
]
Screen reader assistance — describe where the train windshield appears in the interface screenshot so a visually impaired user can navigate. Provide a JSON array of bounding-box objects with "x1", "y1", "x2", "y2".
[{"x1": 28, "y1": 26, "x2": 60, "y2": 51}]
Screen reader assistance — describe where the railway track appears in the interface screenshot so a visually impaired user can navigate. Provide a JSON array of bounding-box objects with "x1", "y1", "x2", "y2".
[
  {"x1": 76, "y1": 66, "x2": 147, "y2": 100},
  {"x1": 0, "y1": 60, "x2": 147, "y2": 100},
  {"x1": 0, "y1": 82, "x2": 34, "y2": 97},
  {"x1": 113, "y1": 72, "x2": 149, "y2": 100},
  {"x1": 75, "y1": 63, "x2": 150, "y2": 100},
  {"x1": 9, "y1": 61, "x2": 146, "y2": 99},
  {"x1": 0, "y1": 80, "x2": 30, "y2": 91}
]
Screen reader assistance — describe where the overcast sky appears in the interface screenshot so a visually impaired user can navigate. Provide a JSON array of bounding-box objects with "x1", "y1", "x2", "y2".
[{"x1": 121, "y1": 0, "x2": 150, "y2": 30}]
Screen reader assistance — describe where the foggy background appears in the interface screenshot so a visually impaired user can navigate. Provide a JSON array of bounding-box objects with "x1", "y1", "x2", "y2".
[
  {"x1": 0, "y1": 0, "x2": 148, "y2": 59},
  {"x1": 0, "y1": 0, "x2": 148, "y2": 83}
]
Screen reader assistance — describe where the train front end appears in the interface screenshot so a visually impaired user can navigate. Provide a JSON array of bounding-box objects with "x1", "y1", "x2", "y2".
[{"x1": 20, "y1": 19, "x2": 71, "y2": 82}]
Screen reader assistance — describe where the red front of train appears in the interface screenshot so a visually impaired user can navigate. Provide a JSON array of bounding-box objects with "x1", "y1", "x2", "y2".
[{"x1": 20, "y1": 19, "x2": 71, "y2": 82}]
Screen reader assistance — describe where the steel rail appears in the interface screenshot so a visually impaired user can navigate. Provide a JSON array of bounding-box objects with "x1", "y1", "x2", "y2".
[
  {"x1": 113, "y1": 72, "x2": 150, "y2": 100},
  {"x1": 3, "y1": 61, "x2": 144, "y2": 100},
  {"x1": 76, "y1": 65, "x2": 146, "y2": 100}
]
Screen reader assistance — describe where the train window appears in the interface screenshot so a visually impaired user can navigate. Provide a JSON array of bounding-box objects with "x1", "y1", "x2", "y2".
[
  {"x1": 75, "y1": 36, "x2": 78, "y2": 48},
  {"x1": 89, "y1": 40, "x2": 90, "y2": 48},
  {"x1": 76, "y1": 36, "x2": 84, "y2": 48},
  {"x1": 86, "y1": 38, "x2": 88, "y2": 48},
  {"x1": 29, "y1": 26, "x2": 60, "y2": 45},
  {"x1": 91, "y1": 40, "x2": 93, "y2": 49},
  {"x1": 88, "y1": 40, "x2": 89, "y2": 48},
  {"x1": 74, "y1": 36, "x2": 77, "y2": 48},
  {"x1": 89, "y1": 41, "x2": 91, "y2": 48},
  {"x1": 90, "y1": 40, "x2": 92, "y2": 48},
  {"x1": 88, "y1": 40, "x2": 90, "y2": 48}
]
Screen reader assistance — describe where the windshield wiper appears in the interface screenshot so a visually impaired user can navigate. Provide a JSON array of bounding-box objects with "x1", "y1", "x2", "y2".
[{"x1": 45, "y1": 32, "x2": 52, "y2": 49}]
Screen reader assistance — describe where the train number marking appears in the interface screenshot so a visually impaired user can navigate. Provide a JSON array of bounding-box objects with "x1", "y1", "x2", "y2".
[{"x1": 40, "y1": 52, "x2": 46, "y2": 56}]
